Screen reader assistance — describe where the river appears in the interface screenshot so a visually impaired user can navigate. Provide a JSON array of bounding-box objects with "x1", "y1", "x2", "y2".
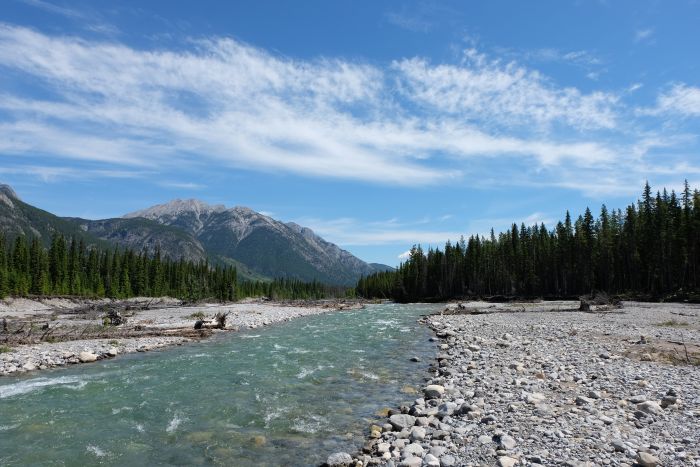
[{"x1": 0, "y1": 303, "x2": 439, "y2": 466}]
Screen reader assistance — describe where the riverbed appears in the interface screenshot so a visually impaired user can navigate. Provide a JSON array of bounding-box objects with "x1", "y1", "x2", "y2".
[{"x1": 0, "y1": 303, "x2": 439, "y2": 466}]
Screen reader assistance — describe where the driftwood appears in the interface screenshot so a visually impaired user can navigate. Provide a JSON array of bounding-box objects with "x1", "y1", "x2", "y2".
[
  {"x1": 104, "y1": 309, "x2": 127, "y2": 326},
  {"x1": 579, "y1": 292, "x2": 623, "y2": 312}
]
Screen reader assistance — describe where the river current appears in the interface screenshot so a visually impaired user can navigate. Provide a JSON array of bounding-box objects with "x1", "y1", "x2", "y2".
[{"x1": 0, "y1": 303, "x2": 439, "y2": 466}]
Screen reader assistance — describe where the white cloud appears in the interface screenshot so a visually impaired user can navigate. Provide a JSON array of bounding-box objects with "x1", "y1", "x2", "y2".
[
  {"x1": 652, "y1": 84, "x2": 700, "y2": 117},
  {"x1": 19, "y1": 0, "x2": 119, "y2": 35},
  {"x1": 635, "y1": 28, "x2": 654, "y2": 42},
  {"x1": 0, "y1": 23, "x2": 685, "y2": 196},
  {"x1": 158, "y1": 181, "x2": 205, "y2": 190},
  {"x1": 0, "y1": 164, "x2": 147, "y2": 182},
  {"x1": 293, "y1": 216, "x2": 463, "y2": 246},
  {"x1": 398, "y1": 250, "x2": 412, "y2": 261},
  {"x1": 393, "y1": 49, "x2": 619, "y2": 130}
]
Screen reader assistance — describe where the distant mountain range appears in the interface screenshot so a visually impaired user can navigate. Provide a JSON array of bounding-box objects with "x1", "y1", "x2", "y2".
[{"x1": 0, "y1": 184, "x2": 392, "y2": 285}]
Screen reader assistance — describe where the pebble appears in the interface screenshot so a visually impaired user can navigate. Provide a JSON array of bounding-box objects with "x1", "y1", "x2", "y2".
[{"x1": 354, "y1": 301, "x2": 700, "y2": 466}]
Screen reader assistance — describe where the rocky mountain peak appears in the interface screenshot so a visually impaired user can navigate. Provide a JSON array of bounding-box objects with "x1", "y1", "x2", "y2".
[
  {"x1": 0, "y1": 184, "x2": 19, "y2": 200},
  {"x1": 0, "y1": 184, "x2": 18, "y2": 209},
  {"x1": 123, "y1": 198, "x2": 227, "y2": 220}
]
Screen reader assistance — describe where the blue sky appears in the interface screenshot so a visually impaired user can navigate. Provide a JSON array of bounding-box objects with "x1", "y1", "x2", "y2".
[{"x1": 1, "y1": 0, "x2": 699, "y2": 266}]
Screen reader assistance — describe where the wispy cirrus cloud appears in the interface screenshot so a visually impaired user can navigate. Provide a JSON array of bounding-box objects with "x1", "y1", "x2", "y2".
[
  {"x1": 17, "y1": 0, "x2": 120, "y2": 35},
  {"x1": 635, "y1": 28, "x2": 654, "y2": 43},
  {"x1": 0, "y1": 23, "x2": 693, "y2": 196},
  {"x1": 649, "y1": 84, "x2": 700, "y2": 117},
  {"x1": 293, "y1": 216, "x2": 463, "y2": 246},
  {"x1": 393, "y1": 49, "x2": 619, "y2": 130}
]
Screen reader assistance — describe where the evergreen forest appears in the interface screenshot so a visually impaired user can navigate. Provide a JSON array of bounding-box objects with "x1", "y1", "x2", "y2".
[
  {"x1": 0, "y1": 234, "x2": 346, "y2": 301},
  {"x1": 356, "y1": 182, "x2": 700, "y2": 302}
]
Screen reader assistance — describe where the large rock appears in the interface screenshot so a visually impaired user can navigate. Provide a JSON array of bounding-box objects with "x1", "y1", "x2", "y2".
[
  {"x1": 423, "y1": 453, "x2": 440, "y2": 467},
  {"x1": 497, "y1": 456, "x2": 518, "y2": 467},
  {"x1": 409, "y1": 426, "x2": 426, "y2": 441},
  {"x1": 437, "y1": 402, "x2": 458, "y2": 418},
  {"x1": 637, "y1": 401, "x2": 663, "y2": 416},
  {"x1": 498, "y1": 434, "x2": 517, "y2": 450},
  {"x1": 326, "y1": 452, "x2": 353, "y2": 467},
  {"x1": 78, "y1": 352, "x2": 98, "y2": 363},
  {"x1": 423, "y1": 384, "x2": 445, "y2": 399},
  {"x1": 401, "y1": 442, "x2": 424, "y2": 458},
  {"x1": 637, "y1": 452, "x2": 660, "y2": 467},
  {"x1": 389, "y1": 414, "x2": 416, "y2": 431}
]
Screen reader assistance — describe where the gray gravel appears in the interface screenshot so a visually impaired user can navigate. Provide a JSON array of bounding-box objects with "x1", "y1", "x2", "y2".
[{"x1": 355, "y1": 301, "x2": 700, "y2": 466}]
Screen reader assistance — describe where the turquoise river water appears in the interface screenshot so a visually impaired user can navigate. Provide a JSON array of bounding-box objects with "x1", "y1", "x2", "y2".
[{"x1": 0, "y1": 303, "x2": 440, "y2": 466}]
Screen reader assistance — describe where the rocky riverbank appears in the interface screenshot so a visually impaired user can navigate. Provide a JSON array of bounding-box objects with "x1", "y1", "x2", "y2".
[
  {"x1": 1, "y1": 297, "x2": 361, "y2": 376},
  {"x1": 349, "y1": 301, "x2": 700, "y2": 467}
]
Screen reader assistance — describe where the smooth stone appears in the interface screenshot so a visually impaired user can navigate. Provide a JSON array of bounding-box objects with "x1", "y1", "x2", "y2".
[
  {"x1": 498, "y1": 456, "x2": 518, "y2": 467},
  {"x1": 326, "y1": 452, "x2": 353, "y2": 467},
  {"x1": 499, "y1": 434, "x2": 517, "y2": 450},
  {"x1": 637, "y1": 401, "x2": 663, "y2": 416},
  {"x1": 376, "y1": 443, "x2": 391, "y2": 454},
  {"x1": 611, "y1": 439, "x2": 626, "y2": 452},
  {"x1": 440, "y1": 455, "x2": 457, "y2": 467},
  {"x1": 78, "y1": 352, "x2": 98, "y2": 363},
  {"x1": 402, "y1": 443, "x2": 424, "y2": 458},
  {"x1": 409, "y1": 426, "x2": 426, "y2": 441},
  {"x1": 423, "y1": 453, "x2": 440, "y2": 467},
  {"x1": 424, "y1": 385, "x2": 445, "y2": 399},
  {"x1": 399, "y1": 458, "x2": 421, "y2": 467},
  {"x1": 576, "y1": 396, "x2": 593, "y2": 406},
  {"x1": 637, "y1": 452, "x2": 660, "y2": 467},
  {"x1": 389, "y1": 414, "x2": 416, "y2": 431}
]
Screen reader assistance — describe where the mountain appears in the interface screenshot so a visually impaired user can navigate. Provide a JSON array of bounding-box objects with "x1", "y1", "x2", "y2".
[
  {"x1": 0, "y1": 184, "x2": 105, "y2": 247},
  {"x1": 0, "y1": 185, "x2": 392, "y2": 286},
  {"x1": 124, "y1": 199, "x2": 392, "y2": 285}
]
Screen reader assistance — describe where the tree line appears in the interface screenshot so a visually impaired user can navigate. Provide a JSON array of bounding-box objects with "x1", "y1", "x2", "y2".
[
  {"x1": 0, "y1": 233, "x2": 238, "y2": 301},
  {"x1": 236, "y1": 278, "x2": 353, "y2": 301},
  {"x1": 0, "y1": 233, "x2": 354, "y2": 302},
  {"x1": 357, "y1": 182, "x2": 700, "y2": 302}
]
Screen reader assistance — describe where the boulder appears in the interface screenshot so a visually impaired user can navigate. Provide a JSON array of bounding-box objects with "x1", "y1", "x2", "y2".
[
  {"x1": 637, "y1": 401, "x2": 663, "y2": 416},
  {"x1": 423, "y1": 384, "x2": 445, "y2": 399},
  {"x1": 78, "y1": 352, "x2": 98, "y2": 363},
  {"x1": 389, "y1": 414, "x2": 416, "y2": 431},
  {"x1": 498, "y1": 456, "x2": 518, "y2": 467},
  {"x1": 326, "y1": 452, "x2": 353, "y2": 467},
  {"x1": 498, "y1": 434, "x2": 517, "y2": 450},
  {"x1": 401, "y1": 442, "x2": 424, "y2": 458},
  {"x1": 637, "y1": 452, "x2": 660, "y2": 467},
  {"x1": 409, "y1": 426, "x2": 426, "y2": 441}
]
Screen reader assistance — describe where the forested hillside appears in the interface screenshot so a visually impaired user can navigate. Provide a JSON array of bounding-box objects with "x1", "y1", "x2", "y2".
[
  {"x1": 357, "y1": 182, "x2": 700, "y2": 302},
  {"x1": 0, "y1": 233, "x2": 237, "y2": 301}
]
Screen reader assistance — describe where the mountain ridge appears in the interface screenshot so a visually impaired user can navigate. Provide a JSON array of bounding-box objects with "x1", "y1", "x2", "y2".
[
  {"x1": 0, "y1": 185, "x2": 393, "y2": 285},
  {"x1": 121, "y1": 197, "x2": 393, "y2": 285}
]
